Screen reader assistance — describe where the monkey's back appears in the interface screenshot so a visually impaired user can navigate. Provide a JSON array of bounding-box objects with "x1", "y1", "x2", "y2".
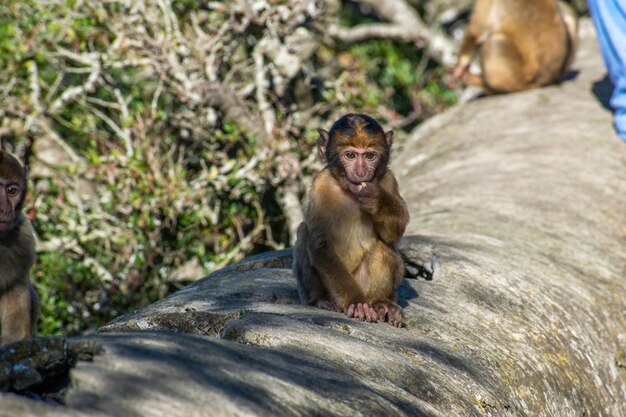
[{"x1": 494, "y1": 0, "x2": 572, "y2": 85}]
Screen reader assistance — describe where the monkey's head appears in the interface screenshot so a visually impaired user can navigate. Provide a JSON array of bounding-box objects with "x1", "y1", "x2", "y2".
[
  {"x1": 318, "y1": 114, "x2": 393, "y2": 185},
  {"x1": 0, "y1": 150, "x2": 28, "y2": 233}
]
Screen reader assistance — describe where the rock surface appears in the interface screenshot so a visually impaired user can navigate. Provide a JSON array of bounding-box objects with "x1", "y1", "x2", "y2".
[{"x1": 1, "y1": 20, "x2": 624, "y2": 417}]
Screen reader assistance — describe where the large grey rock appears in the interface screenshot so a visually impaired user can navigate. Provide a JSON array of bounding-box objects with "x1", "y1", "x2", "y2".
[
  {"x1": 99, "y1": 266, "x2": 299, "y2": 335},
  {"x1": 1, "y1": 20, "x2": 624, "y2": 417}
]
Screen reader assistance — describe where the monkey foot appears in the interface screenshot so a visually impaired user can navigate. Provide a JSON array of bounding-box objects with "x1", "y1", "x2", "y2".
[
  {"x1": 345, "y1": 303, "x2": 378, "y2": 323},
  {"x1": 374, "y1": 303, "x2": 404, "y2": 328}
]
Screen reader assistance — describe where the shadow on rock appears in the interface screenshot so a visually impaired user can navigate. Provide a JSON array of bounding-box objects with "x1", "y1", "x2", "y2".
[{"x1": 591, "y1": 74, "x2": 613, "y2": 110}]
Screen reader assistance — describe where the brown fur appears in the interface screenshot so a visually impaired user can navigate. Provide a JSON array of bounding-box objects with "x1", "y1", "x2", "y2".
[
  {"x1": 0, "y1": 151, "x2": 38, "y2": 344},
  {"x1": 454, "y1": 0, "x2": 578, "y2": 93},
  {"x1": 293, "y1": 114, "x2": 409, "y2": 327}
]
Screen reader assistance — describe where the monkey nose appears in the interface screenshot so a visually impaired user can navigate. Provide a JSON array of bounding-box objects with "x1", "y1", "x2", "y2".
[
  {"x1": 355, "y1": 164, "x2": 368, "y2": 179},
  {"x1": 353, "y1": 173, "x2": 365, "y2": 182}
]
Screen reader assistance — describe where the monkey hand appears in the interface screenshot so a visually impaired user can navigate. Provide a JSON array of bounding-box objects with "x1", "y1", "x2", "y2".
[
  {"x1": 373, "y1": 302, "x2": 404, "y2": 327},
  {"x1": 350, "y1": 182, "x2": 380, "y2": 214},
  {"x1": 357, "y1": 182, "x2": 380, "y2": 214},
  {"x1": 452, "y1": 55, "x2": 471, "y2": 81},
  {"x1": 345, "y1": 303, "x2": 379, "y2": 323},
  {"x1": 452, "y1": 65, "x2": 469, "y2": 83}
]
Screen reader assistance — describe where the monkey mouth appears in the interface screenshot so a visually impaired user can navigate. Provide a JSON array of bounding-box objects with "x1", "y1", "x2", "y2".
[{"x1": 348, "y1": 177, "x2": 371, "y2": 185}]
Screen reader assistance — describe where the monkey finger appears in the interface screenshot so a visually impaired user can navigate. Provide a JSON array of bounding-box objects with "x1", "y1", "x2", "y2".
[
  {"x1": 361, "y1": 302, "x2": 371, "y2": 322},
  {"x1": 346, "y1": 304, "x2": 356, "y2": 318},
  {"x1": 387, "y1": 315, "x2": 400, "y2": 327},
  {"x1": 346, "y1": 182, "x2": 361, "y2": 195},
  {"x1": 363, "y1": 303, "x2": 378, "y2": 322},
  {"x1": 387, "y1": 306, "x2": 405, "y2": 328},
  {"x1": 374, "y1": 304, "x2": 389, "y2": 322},
  {"x1": 358, "y1": 183, "x2": 377, "y2": 196},
  {"x1": 356, "y1": 303, "x2": 367, "y2": 321}
]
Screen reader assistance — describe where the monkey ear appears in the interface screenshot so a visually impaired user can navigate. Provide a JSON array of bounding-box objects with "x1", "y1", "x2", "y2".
[
  {"x1": 385, "y1": 130, "x2": 394, "y2": 147},
  {"x1": 317, "y1": 129, "x2": 330, "y2": 161}
]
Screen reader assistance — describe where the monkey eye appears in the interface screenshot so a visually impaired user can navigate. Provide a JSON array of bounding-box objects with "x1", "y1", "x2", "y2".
[
  {"x1": 364, "y1": 152, "x2": 378, "y2": 160},
  {"x1": 344, "y1": 151, "x2": 356, "y2": 160},
  {"x1": 6, "y1": 185, "x2": 20, "y2": 197}
]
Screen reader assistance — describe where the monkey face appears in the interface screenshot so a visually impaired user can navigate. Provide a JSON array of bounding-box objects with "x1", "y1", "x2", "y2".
[
  {"x1": 0, "y1": 182, "x2": 23, "y2": 231},
  {"x1": 0, "y1": 151, "x2": 27, "y2": 233},
  {"x1": 338, "y1": 147, "x2": 382, "y2": 184},
  {"x1": 318, "y1": 114, "x2": 393, "y2": 187}
]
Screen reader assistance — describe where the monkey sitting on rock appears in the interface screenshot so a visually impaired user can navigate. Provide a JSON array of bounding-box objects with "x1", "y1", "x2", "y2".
[
  {"x1": 0, "y1": 150, "x2": 38, "y2": 344},
  {"x1": 293, "y1": 114, "x2": 409, "y2": 327}
]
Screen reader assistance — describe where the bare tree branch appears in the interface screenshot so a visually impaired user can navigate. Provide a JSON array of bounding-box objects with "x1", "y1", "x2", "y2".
[
  {"x1": 328, "y1": 23, "x2": 428, "y2": 43},
  {"x1": 253, "y1": 39, "x2": 277, "y2": 137},
  {"x1": 329, "y1": 0, "x2": 457, "y2": 67}
]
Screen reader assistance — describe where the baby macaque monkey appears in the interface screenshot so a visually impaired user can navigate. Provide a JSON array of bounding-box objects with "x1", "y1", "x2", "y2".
[
  {"x1": 453, "y1": 0, "x2": 578, "y2": 93},
  {"x1": 292, "y1": 114, "x2": 409, "y2": 327},
  {"x1": 0, "y1": 150, "x2": 38, "y2": 344}
]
